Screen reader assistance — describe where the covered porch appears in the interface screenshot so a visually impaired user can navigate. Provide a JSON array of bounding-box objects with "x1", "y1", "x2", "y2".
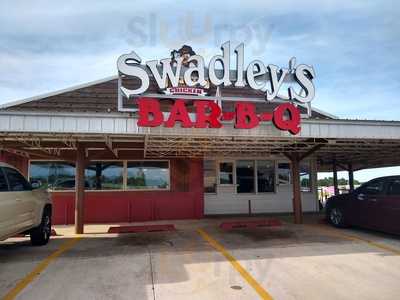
[{"x1": 1, "y1": 110, "x2": 400, "y2": 233}]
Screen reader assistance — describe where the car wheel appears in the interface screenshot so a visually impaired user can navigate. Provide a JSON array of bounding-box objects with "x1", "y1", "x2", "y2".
[
  {"x1": 30, "y1": 208, "x2": 52, "y2": 246},
  {"x1": 329, "y1": 207, "x2": 346, "y2": 228}
]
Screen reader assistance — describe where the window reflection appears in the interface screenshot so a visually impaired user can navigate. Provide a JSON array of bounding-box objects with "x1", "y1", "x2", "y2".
[
  {"x1": 29, "y1": 162, "x2": 75, "y2": 190},
  {"x1": 85, "y1": 162, "x2": 123, "y2": 190},
  {"x1": 278, "y1": 163, "x2": 291, "y2": 185},
  {"x1": 204, "y1": 160, "x2": 216, "y2": 193},
  {"x1": 127, "y1": 161, "x2": 169, "y2": 190},
  {"x1": 219, "y1": 162, "x2": 233, "y2": 184},
  {"x1": 236, "y1": 160, "x2": 255, "y2": 193},
  {"x1": 300, "y1": 162, "x2": 311, "y2": 192},
  {"x1": 257, "y1": 160, "x2": 275, "y2": 192}
]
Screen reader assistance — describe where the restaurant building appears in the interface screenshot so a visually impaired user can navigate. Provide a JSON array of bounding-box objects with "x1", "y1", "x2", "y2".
[{"x1": 1, "y1": 42, "x2": 400, "y2": 233}]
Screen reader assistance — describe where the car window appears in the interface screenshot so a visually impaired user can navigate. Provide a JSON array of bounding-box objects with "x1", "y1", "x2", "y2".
[
  {"x1": 0, "y1": 168, "x2": 9, "y2": 192},
  {"x1": 358, "y1": 179, "x2": 385, "y2": 195},
  {"x1": 386, "y1": 178, "x2": 400, "y2": 196},
  {"x1": 3, "y1": 167, "x2": 32, "y2": 191}
]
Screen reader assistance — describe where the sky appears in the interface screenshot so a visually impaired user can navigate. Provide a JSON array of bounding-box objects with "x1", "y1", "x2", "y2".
[{"x1": 0, "y1": 0, "x2": 399, "y2": 182}]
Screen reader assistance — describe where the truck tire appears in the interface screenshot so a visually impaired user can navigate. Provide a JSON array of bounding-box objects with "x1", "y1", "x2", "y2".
[{"x1": 30, "y1": 208, "x2": 52, "y2": 246}]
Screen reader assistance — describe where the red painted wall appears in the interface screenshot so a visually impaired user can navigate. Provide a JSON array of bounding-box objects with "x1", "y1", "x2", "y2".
[
  {"x1": 0, "y1": 151, "x2": 29, "y2": 177},
  {"x1": 50, "y1": 159, "x2": 204, "y2": 225},
  {"x1": 1, "y1": 153, "x2": 204, "y2": 225}
]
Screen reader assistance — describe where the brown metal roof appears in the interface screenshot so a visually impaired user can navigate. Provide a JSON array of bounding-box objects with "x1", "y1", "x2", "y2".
[{"x1": 1, "y1": 76, "x2": 334, "y2": 119}]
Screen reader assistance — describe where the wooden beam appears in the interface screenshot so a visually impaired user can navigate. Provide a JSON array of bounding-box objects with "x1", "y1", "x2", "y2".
[
  {"x1": 333, "y1": 159, "x2": 339, "y2": 195},
  {"x1": 290, "y1": 153, "x2": 303, "y2": 224},
  {"x1": 105, "y1": 136, "x2": 118, "y2": 158},
  {"x1": 283, "y1": 152, "x2": 293, "y2": 161},
  {"x1": 75, "y1": 143, "x2": 85, "y2": 234},
  {"x1": 299, "y1": 143, "x2": 325, "y2": 161},
  {"x1": 348, "y1": 163, "x2": 354, "y2": 192},
  {"x1": 336, "y1": 163, "x2": 348, "y2": 171}
]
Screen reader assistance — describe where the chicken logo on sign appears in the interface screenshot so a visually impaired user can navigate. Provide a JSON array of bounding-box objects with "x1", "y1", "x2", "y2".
[{"x1": 163, "y1": 45, "x2": 210, "y2": 96}]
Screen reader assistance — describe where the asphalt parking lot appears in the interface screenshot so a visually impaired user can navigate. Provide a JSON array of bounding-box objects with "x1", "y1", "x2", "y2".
[{"x1": 1, "y1": 216, "x2": 400, "y2": 300}]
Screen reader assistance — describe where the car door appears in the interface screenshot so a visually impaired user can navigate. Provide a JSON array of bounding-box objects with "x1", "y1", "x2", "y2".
[
  {"x1": 350, "y1": 178, "x2": 386, "y2": 229},
  {"x1": 0, "y1": 167, "x2": 16, "y2": 239},
  {"x1": 3, "y1": 167, "x2": 36, "y2": 231},
  {"x1": 375, "y1": 177, "x2": 400, "y2": 234}
]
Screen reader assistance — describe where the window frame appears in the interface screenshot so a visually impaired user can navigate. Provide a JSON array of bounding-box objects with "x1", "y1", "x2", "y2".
[
  {"x1": 236, "y1": 159, "x2": 256, "y2": 194},
  {"x1": 85, "y1": 160, "x2": 125, "y2": 191},
  {"x1": 357, "y1": 178, "x2": 386, "y2": 196},
  {"x1": 299, "y1": 161, "x2": 312, "y2": 193},
  {"x1": 256, "y1": 160, "x2": 277, "y2": 194},
  {"x1": 126, "y1": 160, "x2": 171, "y2": 191},
  {"x1": 29, "y1": 159, "x2": 171, "y2": 192},
  {"x1": 211, "y1": 159, "x2": 279, "y2": 195},
  {"x1": 385, "y1": 177, "x2": 400, "y2": 196},
  {"x1": 277, "y1": 161, "x2": 292, "y2": 186},
  {"x1": 203, "y1": 159, "x2": 217, "y2": 194},
  {"x1": 29, "y1": 160, "x2": 76, "y2": 191},
  {"x1": 218, "y1": 160, "x2": 235, "y2": 186},
  {"x1": 3, "y1": 166, "x2": 32, "y2": 191}
]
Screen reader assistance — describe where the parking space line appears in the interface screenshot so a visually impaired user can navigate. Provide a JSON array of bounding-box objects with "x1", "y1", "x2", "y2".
[
  {"x1": 2, "y1": 237, "x2": 81, "y2": 300},
  {"x1": 197, "y1": 228, "x2": 273, "y2": 300},
  {"x1": 308, "y1": 224, "x2": 400, "y2": 255}
]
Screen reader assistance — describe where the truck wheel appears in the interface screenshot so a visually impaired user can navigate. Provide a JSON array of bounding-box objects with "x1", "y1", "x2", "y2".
[{"x1": 30, "y1": 209, "x2": 52, "y2": 246}]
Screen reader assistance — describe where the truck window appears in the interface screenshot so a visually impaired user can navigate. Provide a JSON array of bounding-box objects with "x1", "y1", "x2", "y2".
[{"x1": 3, "y1": 167, "x2": 31, "y2": 191}]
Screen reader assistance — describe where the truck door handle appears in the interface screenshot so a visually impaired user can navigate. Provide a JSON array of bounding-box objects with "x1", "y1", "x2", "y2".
[
  {"x1": 369, "y1": 198, "x2": 377, "y2": 202},
  {"x1": 15, "y1": 198, "x2": 22, "y2": 202}
]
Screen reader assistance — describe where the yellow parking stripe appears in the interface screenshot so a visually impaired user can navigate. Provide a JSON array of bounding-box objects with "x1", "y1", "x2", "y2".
[
  {"x1": 197, "y1": 228, "x2": 273, "y2": 300},
  {"x1": 309, "y1": 224, "x2": 400, "y2": 255},
  {"x1": 2, "y1": 237, "x2": 81, "y2": 300}
]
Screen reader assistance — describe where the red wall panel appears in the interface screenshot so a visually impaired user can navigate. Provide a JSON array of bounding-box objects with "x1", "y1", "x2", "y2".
[
  {"x1": 0, "y1": 151, "x2": 29, "y2": 177},
  {"x1": 49, "y1": 159, "x2": 204, "y2": 225},
  {"x1": 2, "y1": 154, "x2": 204, "y2": 225}
]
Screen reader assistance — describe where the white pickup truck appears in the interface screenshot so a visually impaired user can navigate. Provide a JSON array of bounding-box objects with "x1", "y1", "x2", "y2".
[{"x1": 0, "y1": 162, "x2": 52, "y2": 245}]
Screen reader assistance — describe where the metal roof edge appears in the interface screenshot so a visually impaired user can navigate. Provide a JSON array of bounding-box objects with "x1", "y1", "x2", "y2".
[
  {"x1": 0, "y1": 75, "x2": 118, "y2": 109},
  {"x1": 1, "y1": 110, "x2": 400, "y2": 126},
  {"x1": 308, "y1": 106, "x2": 338, "y2": 119},
  {"x1": 303, "y1": 118, "x2": 400, "y2": 125}
]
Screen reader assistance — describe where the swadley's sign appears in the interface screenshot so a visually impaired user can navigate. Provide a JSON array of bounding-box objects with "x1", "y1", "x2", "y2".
[{"x1": 117, "y1": 41, "x2": 316, "y2": 134}]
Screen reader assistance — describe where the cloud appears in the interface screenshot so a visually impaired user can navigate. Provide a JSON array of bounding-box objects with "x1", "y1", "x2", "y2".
[{"x1": 0, "y1": 0, "x2": 399, "y2": 122}]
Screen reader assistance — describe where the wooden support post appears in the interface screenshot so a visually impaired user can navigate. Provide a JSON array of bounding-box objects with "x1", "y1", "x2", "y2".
[
  {"x1": 75, "y1": 143, "x2": 85, "y2": 234},
  {"x1": 348, "y1": 162, "x2": 354, "y2": 192},
  {"x1": 290, "y1": 153, "x2": 303, "y2": 224},
  {"x1": 333, "y1": 159, "x2": 339, "y2": 195}
]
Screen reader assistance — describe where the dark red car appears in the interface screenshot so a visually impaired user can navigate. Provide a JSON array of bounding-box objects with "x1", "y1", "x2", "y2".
[{"x1": 325, "y1": 176, "x2": 400, "y2": 235}]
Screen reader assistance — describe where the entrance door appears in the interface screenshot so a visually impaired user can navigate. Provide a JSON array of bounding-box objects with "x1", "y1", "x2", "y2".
[{"x1": 216, "y1": 161, "x2": 240, "y2": 209}]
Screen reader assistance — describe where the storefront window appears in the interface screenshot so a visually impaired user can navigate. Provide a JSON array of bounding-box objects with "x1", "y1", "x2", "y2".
[
  {"x1": 219, "y1": 162, "x2": 233, "y2": 184},
  {"x1": 127, "y1": 161, "x2": 169, "y2": 190},
  {"x1": 203, "y1": 160, "x2": 216, "y2": 193},
  {"x1": 300, "y1": 162, "x2": 311, "y2": 192},
  {"x1": 278, "y1": 163, "x2": 291, "y2": 185},
  {"x1": 85, "y1": 162, "x2": 123, "y2": 190},
  {"x1": 236, "y1": 160, "x2": 255, "y2": 193},
  {"x1": 257, "y1": 160, "x2": 275, "y2": 192},
  {"x1": 29, "y1": 161, "x2": 75, "y2": 190}
]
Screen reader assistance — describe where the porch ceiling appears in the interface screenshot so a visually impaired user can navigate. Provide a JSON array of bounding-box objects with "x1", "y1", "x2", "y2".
[{"x1": 1, "y1": 132, "x2": 399, "y2": 172}]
